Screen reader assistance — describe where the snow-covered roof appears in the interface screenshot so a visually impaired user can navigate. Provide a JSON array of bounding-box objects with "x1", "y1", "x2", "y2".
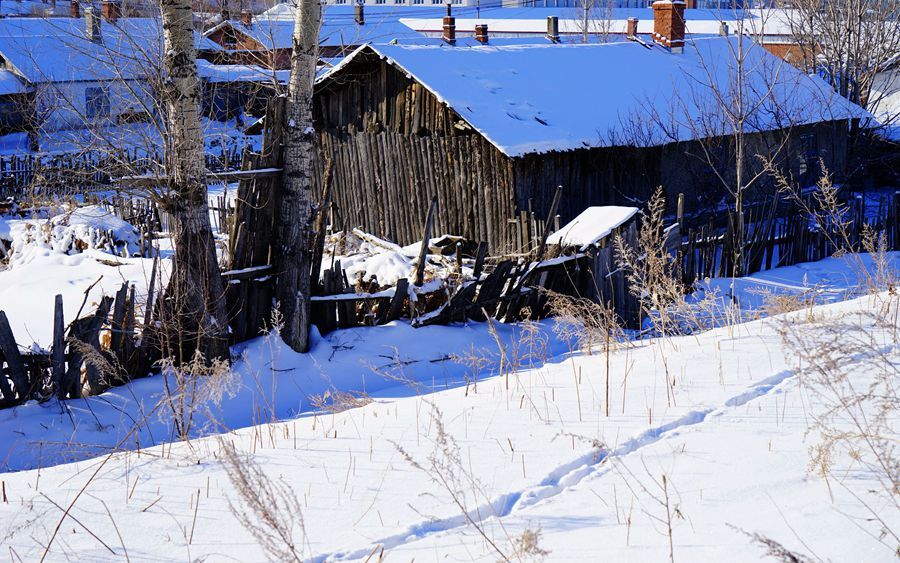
[
  {"x1": 0, "y1": 18, "x2": 210, "y2": 84},
  {"x1": 0, "y1": 69, "x2": 28, "y2": 95},
  {"x1": 320, "y1": 38, "x2": 872, "y2": 157},
  {"x1": 196, "y1": 59, "x2": 290, "y2": 84},
  {"x1": 397, "y1": 8, "x2": 795, "y2": 39},
  {"x1": 546, "y1": 206, "x2": 639, "y2": 249},
  {"x1": 208, "y1": 6, "x2": 428, "y2": 50}
]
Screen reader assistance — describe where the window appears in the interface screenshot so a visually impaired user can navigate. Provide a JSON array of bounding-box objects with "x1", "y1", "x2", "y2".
[{"x1": 85, "y1": 86, "x2": 110, "y2": 119}]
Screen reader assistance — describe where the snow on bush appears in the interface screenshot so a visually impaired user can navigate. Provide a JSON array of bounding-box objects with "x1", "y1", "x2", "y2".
[{"x1": 3, "y1": 205, "x2": 143, "y2": 266}]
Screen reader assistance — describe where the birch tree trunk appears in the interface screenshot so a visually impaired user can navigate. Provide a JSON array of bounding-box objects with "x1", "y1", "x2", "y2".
[
  {"x1": 158, "y1": 0, "x2": 229, "y2": 361},
  {"x1": 276, "y1": 0, "x2": 321, "y2": 352}
]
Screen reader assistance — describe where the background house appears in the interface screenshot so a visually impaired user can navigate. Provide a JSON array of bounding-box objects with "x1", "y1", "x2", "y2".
[
  {"x1": 314, "y1": 18, "x2": 868, "y2": 252},
  {"x1": 0, "y1": 10, "x2": 159, "y2": 132}
]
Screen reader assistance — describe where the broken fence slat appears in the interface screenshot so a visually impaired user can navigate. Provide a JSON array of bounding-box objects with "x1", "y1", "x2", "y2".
[
  {"x1": 0, "y1": 311, "x2": 29, "y2": 402},
  {"x1": 383, "y1": 278, "x2": 409, "y2": 324}
]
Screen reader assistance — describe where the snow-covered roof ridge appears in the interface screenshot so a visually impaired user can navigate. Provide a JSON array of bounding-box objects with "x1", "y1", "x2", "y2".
[{"x1": 317, "y1": 38, "x2": 873, "y2": 158}]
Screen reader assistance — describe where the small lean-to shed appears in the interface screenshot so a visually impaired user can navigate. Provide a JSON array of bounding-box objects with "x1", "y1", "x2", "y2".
[
  {"x1": 545, "y1": 206, "x2": 641, "y2": 323},
  {"x1": 313, "y1": 37, "x2": 868, "y2": 254}
]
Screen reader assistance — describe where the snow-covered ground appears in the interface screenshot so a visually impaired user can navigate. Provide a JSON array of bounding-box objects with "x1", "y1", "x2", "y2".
[
  {"x1": 0, "y1": 285, "x2": 895, "y2": 561},
  {"x1": 0, "y1": 203, "x2": 896, "y2": 560}
]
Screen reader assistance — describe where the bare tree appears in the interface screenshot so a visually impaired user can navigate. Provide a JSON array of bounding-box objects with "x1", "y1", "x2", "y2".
[
  {"x1": 785, "y1": 0, "x2": 900, "y2": 127},
  {"x1": 574, "y1": 0, "x2": 615, "y2": 44},
  {"x1": 157, "y1": 0, "x2": 230, "y2": 361},
  {"x1": 275, "y1": 0, "x2": 321, "y2": 353},
  {"x1": 614, "y1": 10, "x2": 814, "y2": 277}
]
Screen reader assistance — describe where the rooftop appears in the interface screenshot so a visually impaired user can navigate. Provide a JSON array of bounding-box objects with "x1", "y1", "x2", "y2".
[{"x1": 320, "y1": 38, "x2": 872, "y2": 157}]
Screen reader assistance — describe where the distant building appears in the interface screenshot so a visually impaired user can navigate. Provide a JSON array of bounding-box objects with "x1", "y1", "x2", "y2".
[
  {"x1": 0, "y1": 6, "x2": 222, "y2": 135},
  {"x1": 202, "y1": 4, "x2": 436, "y2": 65},
  {"x1": 0, "y1": 9, "x2": 158, "y2": 132}
]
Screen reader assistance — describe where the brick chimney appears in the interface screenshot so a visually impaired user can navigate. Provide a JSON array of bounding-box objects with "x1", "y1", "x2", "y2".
[
  {"x1": 546, "y1": 15, "x2": 559, "y2": 43},
  {"x1": 685, "y1": 0, "x2": 695, "y2": 8},
  {"x1": 240, "y1": 9, "x2": 252, "y2": 25},
  {"x1": 101, "y1": 0, "x2": 120, "y2": 23},
  {"x1": 626, "y1": 16, "x2": 638, "y2": 38},
  {"x1": 442, "y1": 4, "x2": 455, "y2": 45},
  {"x1": 85, "y1": 6, "x2": 101, "y2": 41},
  {"x1": 70, "y1": 0, "x2": 80, "y2": 18},
  {"x1": 474, "y1": 23, "x2": 488, "y2": 44},
  {"x1": 354, "y1": 2, "x2": 364, "y2": 25},
  {"x1": 651, "y1": 0, "x2": 685, "y2": 52}
]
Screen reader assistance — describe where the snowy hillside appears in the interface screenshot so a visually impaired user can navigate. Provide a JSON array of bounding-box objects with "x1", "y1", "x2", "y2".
[{"x1": 0, "y1": 257, "x2": 896, "y2": 561}]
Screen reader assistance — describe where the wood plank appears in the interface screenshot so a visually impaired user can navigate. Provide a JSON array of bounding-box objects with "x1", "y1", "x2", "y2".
[
  {"x1": 52, "y1": 294, "x2": 66, "y2": 398},
  {"x1": 0, "y1": 311, "x2": 28, "y2": 402}
]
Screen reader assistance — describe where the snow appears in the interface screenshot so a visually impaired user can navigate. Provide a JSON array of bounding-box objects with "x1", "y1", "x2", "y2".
[
  {"x1": 0, "y1": 195, "x2": 896, "y2": 560},
  {"x1": 0, "y1": 69, "x2": 27, "y2": 96},
  {"x1": 320, "y1": 38, "x2": 872, "y2": 157},
  {"x1": 320, "y1": 229, "x2": 472, "y2": 288},
  {"x1": 0, "y1": 18, "x2": 211, "y2": 84},
  {"x1": 0, "y1": 258, "x2": 894, "y2": 560},
  {"x1": 546, "y1": 205, "x2": 639, "y2": 249},
  {"x1": 196, "y1": 59, "x2": 290, "y2": 84}
]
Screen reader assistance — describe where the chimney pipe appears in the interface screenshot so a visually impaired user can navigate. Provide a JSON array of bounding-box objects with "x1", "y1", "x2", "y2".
[
  {"x1": 626, "y1": 16, "x2": 638, "y2": 38},
  {"x1": 240, "y1": 9, "x2": 252, "y2": 25},
  {"x1": 101, "y1": 0, "x2": 120, "y2": 23},
  {"x1": 651, "y1": 0, "x2": 685, "y2": 53},
  {"x1": 442, "y1": 11, "x2": 455, "y2": 44},
  {"x1": 474, "y1": 23, "x2": 488, "y2": 44},
  {"x1": 546, "y1": 15, "x2": 559, "y2": 43},
  {"x1": 84, "y1": 6, "x2": 101, "y2": 42},
  {"x1": 354, "y1": 2, "x2": 364, "y2": 25},
  {"x1": 70, "y1": 0, "x2": 80, "y2": 18}
]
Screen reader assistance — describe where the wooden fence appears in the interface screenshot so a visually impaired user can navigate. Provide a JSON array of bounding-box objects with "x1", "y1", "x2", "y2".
[
  {"x1": 679, "y1": 192, "x2": 899, "y2": 282},
  {"x1": 0, "y1": 276, "x2": 156, "y2": 408},
  {"x1": 0, "y1": 146, "x2": 245, "y2": 198}
]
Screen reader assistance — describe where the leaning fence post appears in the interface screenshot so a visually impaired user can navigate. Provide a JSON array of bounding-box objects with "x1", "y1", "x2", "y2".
[
  {"x1": 414, "y1": 196, "x2": 438, "y2": 286},
  {"x1": 52, "y1": 295, "x2": 65, "y2": 398}
]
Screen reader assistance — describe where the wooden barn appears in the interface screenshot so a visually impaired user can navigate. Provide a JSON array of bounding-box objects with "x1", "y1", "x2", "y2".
[{"x1": 313, "y1": 17, "x2": 868, "y2": 253}]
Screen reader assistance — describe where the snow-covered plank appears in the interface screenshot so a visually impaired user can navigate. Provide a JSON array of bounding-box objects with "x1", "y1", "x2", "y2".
[{"x1": 546, "y1": 206, "x2": 639, "y2": 249}]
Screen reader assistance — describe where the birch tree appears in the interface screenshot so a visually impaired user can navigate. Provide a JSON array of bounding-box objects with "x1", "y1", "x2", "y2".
[
  {"x1": 276, "y1": 0, "x2": 321, "y2": 352},
  {"x1": 158, "y1": 0, "x2": 229, "y2": 361}
]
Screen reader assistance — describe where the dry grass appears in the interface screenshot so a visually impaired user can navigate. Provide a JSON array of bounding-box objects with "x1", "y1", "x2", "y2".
[
  {"x1": 614, "y1": 187, "x2": 685, "y2": 335},
  {"x1": 777, "y1": 296, "x2": 899, "y2": 555},
  {"x1": 158, "y1": 350, "x2": 236, "y2": 441},
  {"x1": 308, "y1": 389, "x2": 373, "y2": 414},
  {"x1": 219, "y1": 440, "x2": 306, "y2": 562}
]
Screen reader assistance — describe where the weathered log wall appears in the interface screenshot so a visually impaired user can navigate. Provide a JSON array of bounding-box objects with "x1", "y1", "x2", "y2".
[{"x1": 320, "y1": 131, "x2": 517, "y2": 252}]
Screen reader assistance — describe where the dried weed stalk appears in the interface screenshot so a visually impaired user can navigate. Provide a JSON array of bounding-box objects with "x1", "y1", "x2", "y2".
[
  {"x1": 158, "y1": 350, "x2": 236, "y2": 441},
  {"x1": 219, "y1": 440, "x2": 306, "y2": 562},
  {"x1": 393, "y1": 402, "x2": 513, "y2": 561},
  {"x1": 778, "y1": 300, "x2": 899, "y2": 554},
  {"x1": 614, "y1": 187, "x2": 685, "y2": 335}
]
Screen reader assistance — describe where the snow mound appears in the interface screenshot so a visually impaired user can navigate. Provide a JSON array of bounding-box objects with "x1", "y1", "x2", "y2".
[{"x1": 6, "y1": 205, "x2": 144, "y2": 266}]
